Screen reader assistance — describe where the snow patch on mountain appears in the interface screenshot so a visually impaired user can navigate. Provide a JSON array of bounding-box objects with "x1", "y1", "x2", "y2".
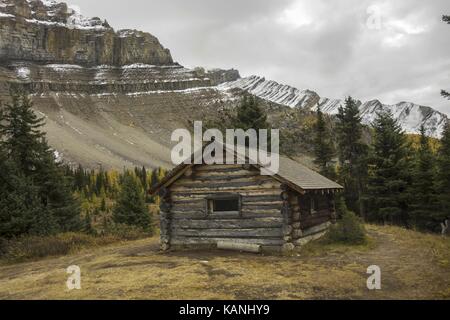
[
  {"x1": 218, "y1": 75, "x2": 319, "y2": 109},
  {"x1": 220, "y1": 76, "x2": 448, "y2": 138}
]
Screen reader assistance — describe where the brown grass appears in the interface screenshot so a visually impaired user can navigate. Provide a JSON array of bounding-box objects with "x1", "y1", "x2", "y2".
[
  {"x1": 0, "y1": 224, "x2": 448, "y2": 300},
  {"x1": 0, "y1": 225, "x2": 149, "y2": 263}
]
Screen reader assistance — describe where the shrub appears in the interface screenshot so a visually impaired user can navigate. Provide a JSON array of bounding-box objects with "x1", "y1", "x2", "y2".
[{"x1": 326, "y1": 211, "x2": 367, "y2": 245}]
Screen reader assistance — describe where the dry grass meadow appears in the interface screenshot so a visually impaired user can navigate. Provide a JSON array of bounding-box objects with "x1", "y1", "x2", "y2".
[{"x1": 0, "y1": 225, "x2": 449, "y2": 300}]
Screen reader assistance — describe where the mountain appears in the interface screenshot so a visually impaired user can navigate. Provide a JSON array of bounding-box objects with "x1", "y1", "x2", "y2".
[
  {"x1": 219, "y1": 76, "x2": 449, "y2": 138},
  {"x1": 0, "y1": 0, "x2": 173, "y2": 66},
  {"x1": 0, "y1": 0, "x2": 447, "y2": 170}
]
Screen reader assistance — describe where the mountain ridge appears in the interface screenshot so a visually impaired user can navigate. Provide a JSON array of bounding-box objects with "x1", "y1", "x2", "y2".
[{"x1": 219, "y1": 75, "x2": 448, "y2": 138}]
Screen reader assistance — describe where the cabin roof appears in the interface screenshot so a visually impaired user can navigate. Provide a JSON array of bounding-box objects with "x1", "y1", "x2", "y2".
[
  {"x1": 149, "y1": 143, "x2": 343, "y2": 195},
  {"x1": 277, "y1": 156, "x2": 342, "y2": 190}
]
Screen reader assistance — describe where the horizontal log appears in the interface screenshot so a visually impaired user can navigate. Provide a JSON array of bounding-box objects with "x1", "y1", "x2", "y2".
[
  {"x1": 242, "y1": 194, "x2": 282, "y2": 203},
  {"x1": 217, "y1": 241, "x2": 261, "y2": 253},
  {"x1": 171, "y1": 227, "x2": 283, "y2": 238},
  {"x1": 170, "y1": 237, "x2": 284, "y2": 246},
  {"x1": 171, "y1": 217, "x2": 284, "y2": 229},
  {"x1": 194, "y1": 164, "x2": 244, "y2": 172},
  {"x1": 302, "y1": 222, "x2": 331, "y2": 237},
  {"x1": 175, "y1": 175, "x2": 266, "y2": 185},
  {"x1": 242, "y1": 203, "x2": 283, "y2": 211},
  {"x1": 294, "y1": 231, "x2": 327, "y2": 246},
  {"x1": 171, "y1": 189, "x2": 282, "y2": 200},
  {"x1": 194, "y1": 170, "x2": 260, "y2": 178},
  {"x1": 242, "y1": 209, "x2": 282, "y2": 216},
  {"x1": 171, "y1": 205, "x2": 205, "y2": 213},
  {"x1": 170, "y1": 182, "x2": 281, "y2": 193}
]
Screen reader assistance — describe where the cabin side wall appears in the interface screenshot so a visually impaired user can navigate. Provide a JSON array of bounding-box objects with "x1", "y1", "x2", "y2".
[
  {"x1": 289, "y1": 191, "x2": 337, "y2": 247},
  {"x1": 162, "y1": 164, "x2": 285, "y2": 252}
]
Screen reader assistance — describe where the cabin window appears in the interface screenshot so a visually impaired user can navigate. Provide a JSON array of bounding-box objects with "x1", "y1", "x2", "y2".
[
  {"x1": 299, "y1": 195, "x2": 320, "y2": 215},
  {"x1": 207, "y1": 195, "x2": 241, "y2": 215},
  {"x1": 311, "y1": 197, "x2": 319, "y2": 214}
]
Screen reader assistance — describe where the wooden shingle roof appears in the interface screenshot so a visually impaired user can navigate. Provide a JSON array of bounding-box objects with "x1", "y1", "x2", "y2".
[
  {"x1": 277, "y1": 155, "x2": 342, "y2": 190},
  {"x1": 150, "y1": 143, "x2": 343, "y2": 195}
]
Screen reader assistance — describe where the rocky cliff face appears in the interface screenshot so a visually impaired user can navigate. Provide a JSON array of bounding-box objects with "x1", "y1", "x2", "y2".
[
  {"x1": 0, "y1": 0, "x2": 173, "y2": 66},
  {"x1": 0, "y1": 0, "x2": 241, "y2": 169},
  {"x1": 219, "y1": 76, "x2": 449, "y2": 138}
]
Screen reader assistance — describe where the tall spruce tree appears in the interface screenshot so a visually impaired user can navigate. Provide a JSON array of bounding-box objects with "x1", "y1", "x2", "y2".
[
  {"x1": 409, "y1": 125, "x2": 437, "y2": 230},
  {"x1": 0, "y1": 148, "x2": 53, "y2": 237},
  {"x1": 436, "y1": 123, "x2": 450, "y2": 225},
  {"x1": 313, "y1": 107, "x2": 336, "y2": 179},
  {"x1": 233, "y1": 95, "x2": 269, "y2": 132},
  {"x1": 113, "y1": 171, "x2": 152, "y2": 232},
  {"x1": 336, "y1": 97, "x2": 368, "y2": 217},
  {"x1": 366, "y1": 111, "x2": 411, "y2": 226},
  {"x1": 0, "y1": 90, "x2": 81, "y2": 235}
]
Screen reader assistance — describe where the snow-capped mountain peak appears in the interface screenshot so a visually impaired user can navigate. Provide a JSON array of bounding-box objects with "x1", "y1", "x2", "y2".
[{"x1": 219, "y1": 76, "x2": 448, "y2": 138}]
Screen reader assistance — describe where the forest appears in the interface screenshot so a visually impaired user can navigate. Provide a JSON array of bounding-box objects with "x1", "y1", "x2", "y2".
[{"x1": 0, "y1": 91, "x2": 167, "y2": 247}]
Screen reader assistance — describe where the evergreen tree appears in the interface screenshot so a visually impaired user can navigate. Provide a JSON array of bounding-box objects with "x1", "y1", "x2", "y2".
[
  {"x1": 366, "y1": 111, "x2": 411, "y2": 226},
  {"x1": 436, "y1": 123, "x2": 450, "y2": 226},
  {"x1": 233, "y1": 95, "x2": 269, "y2": 132},
  {"x1": 0, "y1": 152, "x2": 55, "y2": 237},
  {"x1": 113, "y1": 171, "x2": 152, "y2": 232},
  {"x1": 0, "y1": 92, "x2": 46, "y2": 175},
  {"x1": 0, "y1": 90, "x2": 81, "y2": 235},
  {"x1": 409, "y1": 126, "x2": 437, "y2": 230},
  {"x1": 74, "y1": 164, "x2": 86, "y2": 191},
  {"x1": 336, "y1": 97, "x2": 368, "y2": 218},
  {"x1": 313, "y1": 107, "x2": 336, "y2": 179}
]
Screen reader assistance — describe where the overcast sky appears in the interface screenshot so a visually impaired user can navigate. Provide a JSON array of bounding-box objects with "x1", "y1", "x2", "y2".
[{"x1": 69, "y1": 0, "x2": 450, "y2": 114}]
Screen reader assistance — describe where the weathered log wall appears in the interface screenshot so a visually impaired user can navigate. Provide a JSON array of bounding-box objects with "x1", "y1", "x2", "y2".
[
  {"x1": 167, "y1": 164, "x2": 285, "y2": 251},
  {"x1": 289, "y1": 192, "x2": 336, "y2": 242},
  {"x1": 162, "y1": 163, "x2": 337, "y2": 252}
]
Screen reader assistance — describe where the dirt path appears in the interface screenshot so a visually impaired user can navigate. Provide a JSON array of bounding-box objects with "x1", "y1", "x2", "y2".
[{"x1": 0, "y1": 225, "x2": 448, "y2": 300}]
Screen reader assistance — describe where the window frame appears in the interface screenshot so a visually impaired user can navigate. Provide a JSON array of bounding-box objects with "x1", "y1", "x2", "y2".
[{"x1": 206, "y1": 194, "x2": 242, "y2": 216}]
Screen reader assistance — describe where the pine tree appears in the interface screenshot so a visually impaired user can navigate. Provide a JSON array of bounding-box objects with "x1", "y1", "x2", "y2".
[
  {"x1": 436, "y1": 123, "x2": 450, "y2": 225},
  {"x1": 233, "y1": 95, "x2": 269, "y2": 132},
  {"x1": 409, "y1": 125, "x2": 437, "y2": 230},
  {"x1": 313, "y1": 107, "x2": 336, "y2": 179},
  {"x1": 0, "y1": 92, "x2": 46, "y2": 175},
  {"x1": 366, "y1": 111, "x2": 411, "y2": 226},
  {"x1": 336, "y1": 97, "x2": 368, "y2": 217},
  {"x1": 0, "y1": 152, "x2": 54, "y2": 237},
  {"x1": 113, "y1": 171, "x2": 152, "y2": 232},
  {"x1": 0, "y1": 90, "x2": 81, "y2": 235}
]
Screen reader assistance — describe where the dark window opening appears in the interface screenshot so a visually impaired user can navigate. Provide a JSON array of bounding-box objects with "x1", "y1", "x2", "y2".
[
  {"x1": 311, "y1": 197, "x2": 319, "y2": 213},
  {"x1": 207, "y1": 196, "x2": 241, "y2": 214},
  {"x1": 213, "y1": 198, "x2": 239, "y2": 212}
]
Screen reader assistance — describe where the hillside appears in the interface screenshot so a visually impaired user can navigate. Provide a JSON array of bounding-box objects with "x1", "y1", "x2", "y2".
[{"x1": 0, "y1": 225, "x2": 449, "y2": 299}]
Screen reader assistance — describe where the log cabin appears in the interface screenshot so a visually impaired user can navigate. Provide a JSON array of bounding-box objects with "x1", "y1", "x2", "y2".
[{"x1": 149, "y1": 145, "x2": 343, "y2": 253}]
